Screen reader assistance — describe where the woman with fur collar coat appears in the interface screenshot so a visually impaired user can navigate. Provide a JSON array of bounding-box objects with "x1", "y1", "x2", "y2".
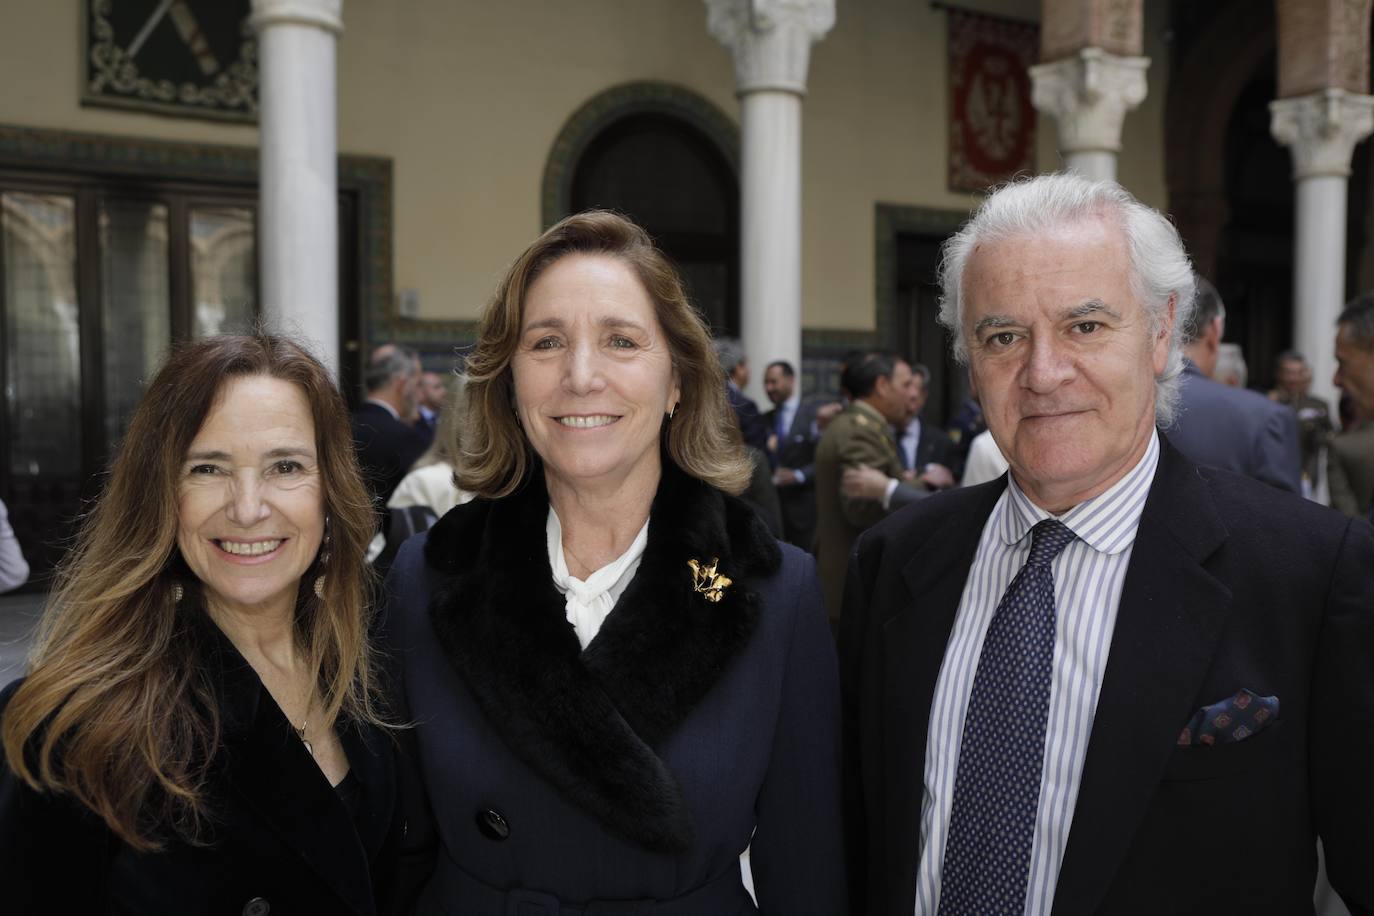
[{"x1": 384, "y1": 212, "x2": 847, "y2": 915}]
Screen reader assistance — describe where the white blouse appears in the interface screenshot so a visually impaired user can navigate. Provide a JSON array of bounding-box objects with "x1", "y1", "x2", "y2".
[{"x1": 546, "y1": 507, "x2": 650, "y2": 649}]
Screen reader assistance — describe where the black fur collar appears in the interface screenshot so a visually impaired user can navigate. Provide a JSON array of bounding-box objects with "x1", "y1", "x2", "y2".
[{"x1": 423, "y1": 458, "x2": 781, "y2": 852}]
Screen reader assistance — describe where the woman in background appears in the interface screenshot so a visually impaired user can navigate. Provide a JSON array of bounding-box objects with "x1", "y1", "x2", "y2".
[{"x1": 0, "y1": 334, "x2": 405, "y2": 915}]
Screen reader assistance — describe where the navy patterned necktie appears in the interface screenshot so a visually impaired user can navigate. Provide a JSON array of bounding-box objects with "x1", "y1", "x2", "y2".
[{"x1": 937, "y1": 518, "x2": 1077, "y2": 915}]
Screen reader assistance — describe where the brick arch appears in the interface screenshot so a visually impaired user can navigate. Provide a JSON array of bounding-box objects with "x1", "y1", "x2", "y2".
[{"x1": 540, "y1": 81, "x2": 739, "y2": 229}]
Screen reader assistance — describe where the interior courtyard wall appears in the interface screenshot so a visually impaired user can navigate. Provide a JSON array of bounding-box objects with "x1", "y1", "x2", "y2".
[{"x1": 0, "y1": 0, "x2": 1169, "y2": 334}]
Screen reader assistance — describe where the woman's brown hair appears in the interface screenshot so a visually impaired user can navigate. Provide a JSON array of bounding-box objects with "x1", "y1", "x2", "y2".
[
  {"x1": 1, "y1": 334, "x2": 383, "y2": 850},
  {"x1": 456, "y1": 210, "x2": 751, "y2": 497}
]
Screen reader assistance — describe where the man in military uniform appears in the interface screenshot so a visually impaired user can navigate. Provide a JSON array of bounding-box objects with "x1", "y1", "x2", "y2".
[
  {"x1": 813, "y1": 351, "x2": 915, "y2": 619},
  {"x1": 1269, "y1": 349, "x2": 1333, "y2": 493}
]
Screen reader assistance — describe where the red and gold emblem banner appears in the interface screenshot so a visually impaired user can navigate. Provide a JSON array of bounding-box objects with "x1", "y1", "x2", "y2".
[{"x1": 947, "y1": 8, "x2": 1039, "y2": 193}]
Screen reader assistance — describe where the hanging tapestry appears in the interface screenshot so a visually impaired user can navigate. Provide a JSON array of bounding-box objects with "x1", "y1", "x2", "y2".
[{"x1": 947, "y1": 8, "x2": 1039, "y2": 192}]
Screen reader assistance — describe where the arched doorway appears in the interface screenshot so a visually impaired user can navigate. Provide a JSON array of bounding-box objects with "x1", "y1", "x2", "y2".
[{"x1": 545, "y1": 83, "x2": 741, "y2": 335}]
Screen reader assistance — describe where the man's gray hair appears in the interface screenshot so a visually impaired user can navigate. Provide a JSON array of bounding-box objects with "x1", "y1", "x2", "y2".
[
  {"x1": 937, "y1": 173, "x2": 1197, "y2": 426},
  {"x1": 713, "y1": 337, "x2": 746, "y2": 376},
  {"x1": 364, "y1": 343, "x2": 418, "y2": 393}
]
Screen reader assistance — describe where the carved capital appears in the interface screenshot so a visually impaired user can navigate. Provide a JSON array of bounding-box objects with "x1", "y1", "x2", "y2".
[
  {"x1": 705, "y1": 0, "x2": 835, "y2": 95},
  {"x1": 1030, "y1": 47, "x2": 1149, "y2": 154},
  {"x1": 250, "y1": 0, "x2": 343, "y2": 34},
  {"x1": 1270, "y1": 88, "x2": 1374, "y2": 179}
]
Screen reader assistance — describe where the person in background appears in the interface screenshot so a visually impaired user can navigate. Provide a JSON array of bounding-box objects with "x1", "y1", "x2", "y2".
[
  {"x1": 384, "y1": 211, "x2": 845, "y2": 915},
  {"x1": 1212, "y1": 342, "x2": 1247, "y2": 387},
  {"x1": 352, "y1": 344, "x2": 431, "y2": 508},
  {"x1": 417, "y1": 370, "x2": 448, "y2": 436},
  {"x1": 713, "y1": 336, "x2": 770, "y2": 453},
  {"x1": 0, "y1": 498, "x2": 28, "y2": 594},
  {"x1": 843, "y1": 173, "x2": 1374, "y2": 915},
  {"x1": 812, "y1": 351, "x2": 916, "y2": 619},
  {"x1": 1164, "y1": 276, "x2": 1302, "y2": 493},
  {"x1": 1330, "y1": 294, "x2": 1374, "y2": 519},
  {"x1": 1269, "y1": 350, "x2": 1335, "y2": 497},
  {"x1": 838, "y1": 362, "x2": 957, "y2": 513},
  {"x1": 762, "y1": 359, "x2": 828, "y2": 550},
  {"x1": 958, "y1": 428, "x2": 1009, "y2": 487},
  {"x1": 0, "y1": 335, "x2": 408, "y2": 915},
  {"x1": 367, "y1": 374, "x2": 476, "y2": 567},
  {"x1": 946, "y1": 393, "x2": 987, "y2": 476}
]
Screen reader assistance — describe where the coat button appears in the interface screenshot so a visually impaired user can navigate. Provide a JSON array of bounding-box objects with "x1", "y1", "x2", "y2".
[
  {"x1": 242, "y1": 898, "x2": 270, "y2": 916},
  {"x1": 476, "y1": 808, "x2": 510, "y2": 841}
]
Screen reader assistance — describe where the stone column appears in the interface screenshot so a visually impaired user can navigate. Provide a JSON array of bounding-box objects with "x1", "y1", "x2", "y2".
[
  {"x1": 706, "y1": 0, "x2": 833, "y2": 403},
  {"x1": 1030, "y1": 47, "x2": 1148, "y2": 182},
  {"x1": 1030, "y1": 0, "x2": 1147, "y2": 182},
  {"x1": 1270, "y1": 0, "x2": 1374, "y2": 411},
  {"x1": 1271, "y1": 90, "x2": 1374, "y2": 409},
  {"x1": 250, "y1": 0, "x2": 343, "y2": 376}
]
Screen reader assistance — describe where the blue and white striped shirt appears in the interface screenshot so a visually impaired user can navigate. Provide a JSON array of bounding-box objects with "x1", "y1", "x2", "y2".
[{"x1": 913, "y1": 430, "x2": 1161, "y2": 916}]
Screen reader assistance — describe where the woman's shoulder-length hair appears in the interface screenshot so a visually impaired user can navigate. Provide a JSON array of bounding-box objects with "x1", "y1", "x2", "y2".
[
  {"x1": 1, "y1": 332, "x2": 383, "y2": 851},
  {"x1": 456, "y1": 209, "x2": 752, "y2": 498}
]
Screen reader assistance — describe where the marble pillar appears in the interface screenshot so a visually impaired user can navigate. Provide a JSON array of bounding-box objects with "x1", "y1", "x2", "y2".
[
  {"x1": 250, "y1": 0, "x2": 343, "y2": 376},
  {"x1": 706, "y1": 0, "x2": 833, "y2": 403},
  {"x1": 1030, "y1": 47, "x2": 1149, "y2": 182},
  {"x1": 1271, "y1": 88, "x2": 1374, "y2": 410}
]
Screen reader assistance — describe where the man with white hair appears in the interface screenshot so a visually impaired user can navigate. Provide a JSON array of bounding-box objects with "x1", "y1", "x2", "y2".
[{"x1": 841, "y1": 173, "x2": 1374, "y2": 915}]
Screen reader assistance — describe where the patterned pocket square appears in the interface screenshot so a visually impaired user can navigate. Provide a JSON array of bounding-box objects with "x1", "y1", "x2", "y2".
[{"x1": 1177, "y1": 689, "x2": 1279, "y2": 746}]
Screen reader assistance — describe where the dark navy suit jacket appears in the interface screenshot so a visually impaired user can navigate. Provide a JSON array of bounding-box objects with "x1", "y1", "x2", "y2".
[
  {"x1": 384, "y1": 463, "x2": 846, "y2": 915},
  {"x1": 1164, "y1": 361, "x2": 1302, "y2": 492},
  {"x1": 841, "y1": 437, "x2": 1374, "y2": 915}
]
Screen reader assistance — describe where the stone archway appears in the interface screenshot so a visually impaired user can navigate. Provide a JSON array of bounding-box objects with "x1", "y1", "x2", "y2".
[{"x1": 541, "y1": 81, "x2": 739, "y2": 229}]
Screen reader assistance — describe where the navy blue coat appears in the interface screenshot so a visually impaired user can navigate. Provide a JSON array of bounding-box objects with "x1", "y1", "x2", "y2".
[{"x1": 383, "y1": 461, "x2": 846, "y2": 915}]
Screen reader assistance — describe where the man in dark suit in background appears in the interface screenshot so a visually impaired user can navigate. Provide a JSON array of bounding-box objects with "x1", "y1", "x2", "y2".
[
  {"x1": 713, "y1": 337, "x2": 769, "y2": 453},
  {"x1": 1164, "y1": 277, "x2": 1302, "y2": 492},
  {"x1": 842, "y1": 174, "x2": 1374, "y2": 915},
  {"x1": 351, "y1": 343, "x2": 430, "y2": 508},
  {"x1": 763, "y1": 359, "x2": 829, "y2": 550}
]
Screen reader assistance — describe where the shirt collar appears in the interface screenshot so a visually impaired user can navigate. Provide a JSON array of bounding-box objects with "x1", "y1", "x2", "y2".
[{"x1": 999, "y1": 429, "x2": 1160, "y2": 556}]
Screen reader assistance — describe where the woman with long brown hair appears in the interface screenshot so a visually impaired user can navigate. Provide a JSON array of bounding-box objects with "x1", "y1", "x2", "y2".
[{"x1": 0, "y1": 334, "x2": 404, "y2": 915}]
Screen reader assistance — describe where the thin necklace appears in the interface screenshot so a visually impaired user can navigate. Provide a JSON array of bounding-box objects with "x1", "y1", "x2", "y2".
[{"x1": 295, "y1": 719, "x2": 313, "y2": 756}]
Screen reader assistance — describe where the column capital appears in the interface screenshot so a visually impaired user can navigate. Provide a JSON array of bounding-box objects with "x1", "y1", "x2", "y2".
[
  {"x1": 1270, "y1": 88, "x2": 1374, "y2": 179},
  {"x1": 250, "y1": 0, "x2": 343, "y2": 34},
  {"x1": 705, "y1": 0, "x2": 835, "y2": 95},
  {"x1": 1030, "y1": 47, "x2": 1149, "y2": 156}
]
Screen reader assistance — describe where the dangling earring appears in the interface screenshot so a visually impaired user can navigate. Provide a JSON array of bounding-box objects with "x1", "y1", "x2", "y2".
[
  {"x1": 171, "y1": 581, "x2": 184, "y2": 604},
  {"x1": 667, "y1": 403, "x2": 678, "y2": 420}
]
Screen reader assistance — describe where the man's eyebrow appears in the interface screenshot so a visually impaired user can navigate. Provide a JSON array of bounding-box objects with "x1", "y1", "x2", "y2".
[
  {"x1": 1064, "y1": 299, "x2": 1123, "y2": 321},
  {"x1": 972, "y1": 314, "x2": 1019, "y2": 336}
]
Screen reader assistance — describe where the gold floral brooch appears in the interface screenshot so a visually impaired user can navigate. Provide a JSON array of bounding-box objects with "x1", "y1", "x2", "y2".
[{"x1": 688, "y1": 557, "x2": 732, "y2": 603}]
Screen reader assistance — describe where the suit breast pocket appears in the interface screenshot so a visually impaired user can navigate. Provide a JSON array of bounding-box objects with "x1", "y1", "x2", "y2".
[{"x1": 1160, "y1": 719, "x2": 1285, "y2": 782}]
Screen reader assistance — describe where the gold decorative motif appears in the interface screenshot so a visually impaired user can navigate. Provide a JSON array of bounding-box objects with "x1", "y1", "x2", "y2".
[{"x1": 688, "y1": 557, "x2": 732, "y2": 603}]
